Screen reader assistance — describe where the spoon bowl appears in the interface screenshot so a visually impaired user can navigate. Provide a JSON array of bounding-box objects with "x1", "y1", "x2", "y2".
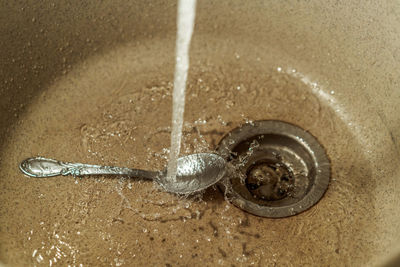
[{"x1": 158, "y1": 153, "x2": 226, "y2": 194}]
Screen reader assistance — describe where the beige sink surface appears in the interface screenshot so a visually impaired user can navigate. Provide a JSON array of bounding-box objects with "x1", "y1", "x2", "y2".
[{"x1": 1, "y1": 1, "x2": 399, "y2": 266}]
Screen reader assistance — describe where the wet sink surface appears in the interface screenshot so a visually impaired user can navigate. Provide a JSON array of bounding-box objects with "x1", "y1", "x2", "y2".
[
  {"x1": 0, "y1": 39, "x2": 396, "y2": 266},
  {"x1": 1, "y1": 1, "x2": 400, "y2": 266}
]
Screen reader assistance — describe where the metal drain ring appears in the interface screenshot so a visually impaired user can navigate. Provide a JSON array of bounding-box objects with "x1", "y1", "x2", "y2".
[{"x1": 217, "y1": 120, "x2": 330, "y2": 218}]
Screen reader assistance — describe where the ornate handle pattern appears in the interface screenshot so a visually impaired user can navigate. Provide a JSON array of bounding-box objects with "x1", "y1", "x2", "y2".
[{"x1": 19, "y1": 157, "x2": 158, "y2": 180}]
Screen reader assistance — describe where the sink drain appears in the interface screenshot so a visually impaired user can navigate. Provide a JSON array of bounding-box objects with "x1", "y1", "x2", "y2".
[{"x1": 217, "y1": 120, "x2": 330, "y2": 218}]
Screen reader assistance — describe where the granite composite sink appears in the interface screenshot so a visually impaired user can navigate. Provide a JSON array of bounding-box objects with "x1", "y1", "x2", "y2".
[{"x1": 0, "y1": 1, "x2": 399, "y2": 266}]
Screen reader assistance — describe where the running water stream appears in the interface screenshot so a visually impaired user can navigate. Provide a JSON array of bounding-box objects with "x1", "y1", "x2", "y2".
[{"x1": 166, "y1": 0, "x2": 197, "y2": 183}]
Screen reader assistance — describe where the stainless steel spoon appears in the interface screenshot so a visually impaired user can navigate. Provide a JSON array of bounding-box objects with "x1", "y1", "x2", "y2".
[{"x1": 19, "y1": 153, "x2": 226, "y2": 194}]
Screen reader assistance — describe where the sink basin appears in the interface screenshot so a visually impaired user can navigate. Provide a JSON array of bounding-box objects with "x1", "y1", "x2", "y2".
[{"x1": 1, "y1": 1, "x2": 399, "y2": 266}]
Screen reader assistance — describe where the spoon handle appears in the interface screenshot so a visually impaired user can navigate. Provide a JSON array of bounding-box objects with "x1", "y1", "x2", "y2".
[{"x1": 19, "y1": 157, "x2": 158, "y2": 180}]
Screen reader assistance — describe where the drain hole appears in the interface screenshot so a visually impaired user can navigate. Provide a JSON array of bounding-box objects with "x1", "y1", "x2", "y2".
[
  {"x1": 245, "y1": 161, "x2": 294, "y2": 201},
  {"x1": 217, "y1": 120, "x2": 331, "y2": 218}
]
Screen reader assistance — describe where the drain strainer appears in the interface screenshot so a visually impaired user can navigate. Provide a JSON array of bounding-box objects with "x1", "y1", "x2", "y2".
[{"x1": 217, "y1": 120, "x2": 330, "y2": 218}]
